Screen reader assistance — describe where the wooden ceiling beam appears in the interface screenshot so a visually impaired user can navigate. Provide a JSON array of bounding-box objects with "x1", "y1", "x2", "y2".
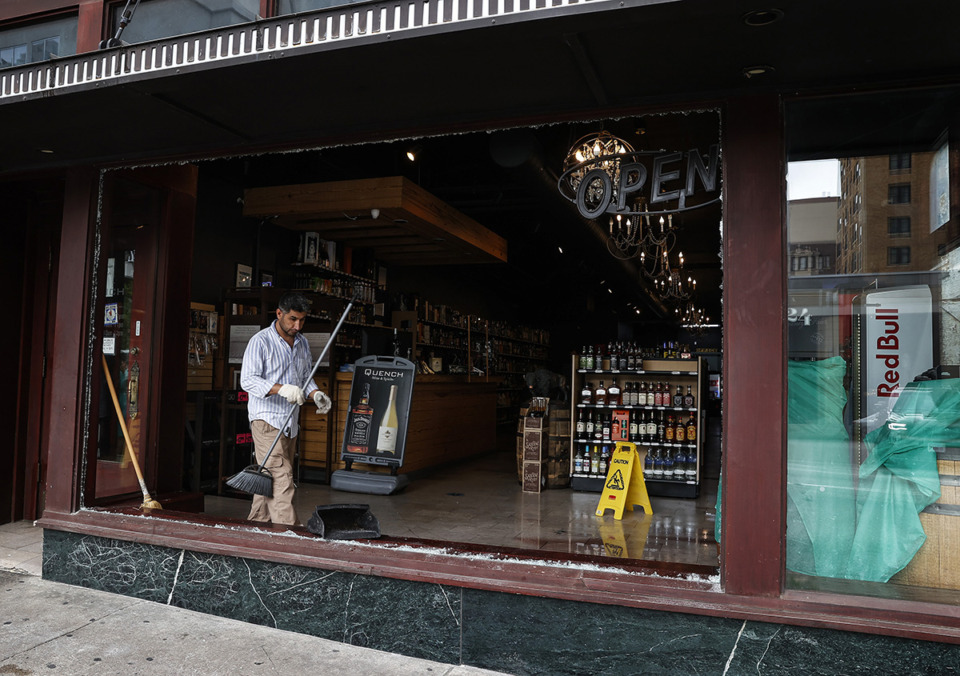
[{"x1": 243, "y1": 177, "x2": 507, "y2": 265}]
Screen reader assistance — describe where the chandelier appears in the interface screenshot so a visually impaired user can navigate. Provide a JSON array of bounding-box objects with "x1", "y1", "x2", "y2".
[
  {"x1": 678, "y1": 300, "x2": 709, "y2": 335},
  {"x1": 560, "y1": 131, "x2": 635, "y2": 213},
  {"x1": 633, "y1": 212, "x2": 693, "y2": 302}
]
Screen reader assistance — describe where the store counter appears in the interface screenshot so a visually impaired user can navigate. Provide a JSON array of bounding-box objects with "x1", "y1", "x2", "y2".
[{"x1": 329, "y1": 371, "x2": 498, "y2": 474}]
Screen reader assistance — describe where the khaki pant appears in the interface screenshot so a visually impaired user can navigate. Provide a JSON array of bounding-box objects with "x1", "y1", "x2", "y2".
[{"x1": 247, "y1": 419, "x2": 300, "y2": 526}]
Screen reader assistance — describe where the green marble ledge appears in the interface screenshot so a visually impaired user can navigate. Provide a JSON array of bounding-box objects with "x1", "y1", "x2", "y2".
[{"x1": 44, "y1": 530, "x2": 960, "y2": 675}]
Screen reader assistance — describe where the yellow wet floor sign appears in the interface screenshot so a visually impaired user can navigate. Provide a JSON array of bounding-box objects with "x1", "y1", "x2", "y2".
[{"x1": 596, "y1": 441, "x2": 653, "y2": 519}]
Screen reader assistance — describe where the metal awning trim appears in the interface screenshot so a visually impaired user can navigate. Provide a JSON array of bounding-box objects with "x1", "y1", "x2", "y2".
[{"x1": 0, "y1": 0, "x2": 622, "y2": 103}]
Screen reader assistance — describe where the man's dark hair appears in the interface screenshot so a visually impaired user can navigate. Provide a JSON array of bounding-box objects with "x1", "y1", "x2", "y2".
[{"x1": 278, "y1": 291, "x2": 312, "y2": 314}]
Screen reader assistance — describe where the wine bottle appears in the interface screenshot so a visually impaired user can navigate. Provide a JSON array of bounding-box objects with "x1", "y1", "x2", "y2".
[{"x1": 376, "y1": 384, "x2": 399, "y2": 454}]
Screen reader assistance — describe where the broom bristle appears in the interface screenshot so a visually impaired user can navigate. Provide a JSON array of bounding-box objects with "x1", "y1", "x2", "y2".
[
  {"x1": 226, "y1": 466, "x2": 274, "y2": 496},
  {"x1": 141, "y1": 497, "x2": 163, "y2": 510}
]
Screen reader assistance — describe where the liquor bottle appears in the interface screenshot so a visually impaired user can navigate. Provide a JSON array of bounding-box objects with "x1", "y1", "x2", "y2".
[
  {"x1": 673, "y1": 385, "x2": 684, "y2": 408},
  {"x1": 665, "y1": 414, "x2": 675, "y2": 443},
  {"x1": 673, "y1": 449, "x2": 686, "y2": 480},
  {"x1": 576, "y1": 409, "x2": 585, "y2": 439},
  {"x1": 643, "y1": 450, "x2": 653, "y2": 480},
  {"x1": 627, "y1": 345, "x2": 636, "y2": 371},
  {"x1": 585, "y1": 345, "x2": 595, "y2": 370},
  {"x1": 675, "y1": 417, "x2": 686, "y2": 443},
  {"x1": 376, "y1": 384, "x2": 399, "y2": 454},
  {"x1": 629, "y1": 410, "x2": 639, "y2": 441},
  {"x1": 619, "y1": 345, "x2": 629, "y2": 371},
  {"x1": 686, "y1": 448, "x2": 697, "y2": 480},
  {"x1": 684, "y1": 385, "x2": 695, "y2": 408},
  {"x1": 580, "y1": 380, "x2": 593, "y2": 405},
  {"x1": 621, "y1": 381, "x2": 631, "y2": 406},
  {"x1": 573, "y1": 448, "x2": 582, "y2": 475},
  {"x1": 663, "y1": 449, "x2": 675, "y2": 480},
  {"x1": 579, "y1": 346, "x2": 587, "y2": 370},
  {"x1": 686, "y1": 415, "x2": 697, "y2": 443},
  {"x1": 590, "y1": 446, "x2": 600, "y2": 476},
  {"x1": 653, "y1": 449, "x2": 664, "y2": 480},
  {"x1": 657, "y1": 411, "x2": 666, "y2": 442},
  {"x1": 595, "y1": 381, "x2": 607, "y2": 406},
  {"x1": 594, "y1": 413, "x2": 603, "y2": 442},
  {"x1": 599, "y1": 446, "x2": 609, "y2": 476},
  {"x1": 607, "y1": 378, "x2": 620, "y2": 406},
  {"x1": 654, "y1": 382, "x2": 663, "y2": 407},
  {"x1": 585, "y1": 410, "x2": 595, "y2": 439},
  {"x1": 610, "y1": 343, "x2": 620, "y2": 371},
  {"x1": 601, "y1": 345, "x2": 611, "y2": 371},
  {"x1": 602, "y1": 413, "x2": 611, "y2": 442},
  {"x1": 646, "y1": 410, "x2": 657, "y2": 440},
  {"x1": 346, "y1": 383, "x2": 375, "y2": 454},
  {"x1": 638, "y1": 381, "x2": 647, "y2": 406}
]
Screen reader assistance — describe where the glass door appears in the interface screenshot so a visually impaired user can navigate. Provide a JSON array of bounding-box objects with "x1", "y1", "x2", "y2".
[{"x1": 95, "y1": 175, "x2": 162, "y2": 500}]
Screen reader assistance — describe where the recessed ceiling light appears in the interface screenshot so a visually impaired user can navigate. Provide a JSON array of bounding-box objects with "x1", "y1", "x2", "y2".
[
  {"x1": 742, "y1": 64, "x2": 775, "y2": 79},
  {"x1": 742, "y1": 8, "x2": 784, "y2": 26},
  {"x1": 39, "y1": 148, "x2": 54, "y2": 154}
]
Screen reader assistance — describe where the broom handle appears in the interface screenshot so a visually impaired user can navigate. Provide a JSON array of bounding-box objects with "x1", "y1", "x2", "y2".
[
  {"x1": 101, "y1": 353, "x2": 154, "y2": 501},
  {"x1": 255, "y1": 292, "x2": 357, "y2": 471}
]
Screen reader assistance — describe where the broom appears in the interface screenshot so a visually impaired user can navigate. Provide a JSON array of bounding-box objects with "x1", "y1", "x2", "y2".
[
  {"x1": 225, "y1": 291, "x2": 357, "y2": 497},
  {"x1": 101, "y1": 354, "x2": 163, "y2": 510}
]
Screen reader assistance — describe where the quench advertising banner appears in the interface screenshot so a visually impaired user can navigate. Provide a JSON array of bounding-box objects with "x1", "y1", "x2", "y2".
[{"x1": 340, "y1": 356, "x2": 416, "y2": 467}]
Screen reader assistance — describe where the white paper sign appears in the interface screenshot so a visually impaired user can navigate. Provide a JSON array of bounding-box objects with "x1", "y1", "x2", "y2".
[
  {"x1": 302, "y1": 332, "x2": 332, "y2": 367},
  {"x1": 228, "y1": 325, "x2": 260, "y2": 364}
]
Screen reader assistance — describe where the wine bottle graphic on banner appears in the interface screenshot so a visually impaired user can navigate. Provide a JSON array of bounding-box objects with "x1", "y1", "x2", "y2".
[{"x1": 376, "y1": 384, "x2": 399, "y2": 454}]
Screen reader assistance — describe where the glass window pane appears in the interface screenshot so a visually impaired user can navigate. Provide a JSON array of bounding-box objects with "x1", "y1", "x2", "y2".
[
  {"x1": 786, "y1": 86, "x2": 960, "y2": 603},
  {"x1": 110, "y1": 0, "x2": 259, "y2": 44},
  {"x1": 276, "y1": 0, "x2": 368, "y2": 14},
  {"x1": 0, "y1": 16, "x2": 74, "y2": 70}
]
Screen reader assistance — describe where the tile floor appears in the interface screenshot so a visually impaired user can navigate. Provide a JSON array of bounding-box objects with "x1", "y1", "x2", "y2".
[
  {"x1": 0, "y1": 519, "x2": 43, "y2": 576},
  {"x1": 206, "y1": 450, "x2": 720, "y2": 567}
]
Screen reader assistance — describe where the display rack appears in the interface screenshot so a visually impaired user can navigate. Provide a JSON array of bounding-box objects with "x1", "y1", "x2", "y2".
[{"x1": 569, "y1": 355, "x2": 705, "y2": 498}]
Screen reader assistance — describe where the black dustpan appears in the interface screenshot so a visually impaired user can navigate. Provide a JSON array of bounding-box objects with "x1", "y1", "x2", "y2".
[{"x1": 306, "y1": 504, "x2": 381, "y2": 540}]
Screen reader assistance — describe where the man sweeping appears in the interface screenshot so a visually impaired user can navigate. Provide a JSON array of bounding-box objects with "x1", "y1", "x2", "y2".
[{"x1": 240, "y1": 291, "x2": 332, "y2": 526}]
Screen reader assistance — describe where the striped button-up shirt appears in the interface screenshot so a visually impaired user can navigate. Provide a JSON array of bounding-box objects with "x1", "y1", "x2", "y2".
[{"x1": 240, "y1": 320, "x2": 318, "y2": 438}]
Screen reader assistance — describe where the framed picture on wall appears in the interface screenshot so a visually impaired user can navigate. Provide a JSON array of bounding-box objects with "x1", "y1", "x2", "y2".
[
  {"x1": 303, "y1": 231, "x2": 320, "y2": 265},
  {"x1": 235, "y1": 263, "x2": 253, "y2": 288}
]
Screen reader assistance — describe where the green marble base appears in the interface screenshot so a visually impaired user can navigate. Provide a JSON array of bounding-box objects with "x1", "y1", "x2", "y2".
[{"x1": 43, "y1": 530, "x2": 960, "y2": 674}]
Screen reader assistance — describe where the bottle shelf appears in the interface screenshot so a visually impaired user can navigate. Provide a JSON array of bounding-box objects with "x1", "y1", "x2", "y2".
[
  {"x1": 576, "y1": 403, "x2": 697, "y2": 412},
  {"x1": 574, "y1": 439, "x2": 697, "y2": 448},
  {"x1": 577, "y1": 368, "x2": 699, "y2": 376},
  {"x1": 571, "y1": 352, "x2": 705, "y2": 498}
]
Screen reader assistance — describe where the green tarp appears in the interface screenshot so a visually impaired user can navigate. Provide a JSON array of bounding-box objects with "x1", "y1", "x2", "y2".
[{"x1": 717, "y1": 357, "x2": 945, "y2": 583}]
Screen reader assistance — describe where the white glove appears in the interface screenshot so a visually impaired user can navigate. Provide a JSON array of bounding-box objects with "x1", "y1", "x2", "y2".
[
  {"x1": 278, "y1": 384, "x2": 306, "y2": 405},
  {"x1": 313, "y1": 390, "x2": 332, "y2": 414}
]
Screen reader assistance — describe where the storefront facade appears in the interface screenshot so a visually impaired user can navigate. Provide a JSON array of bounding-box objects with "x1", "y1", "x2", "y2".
[{"x1": 4, "y1": 0, "x2": 960, "y2": 672}]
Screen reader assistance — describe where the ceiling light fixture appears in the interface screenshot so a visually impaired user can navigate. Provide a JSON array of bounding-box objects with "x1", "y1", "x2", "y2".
[
  {"x1": 741, "y1": 8, "x2": 784, "y2": 26},
  {"x1": 405, "y1": 145, "x2": 422, "y2": 162},
  {"x1": 742, "y1": 64, "x2": 775, "y2": 79},
  {"x1": 560, "y1": 131, "x2": 634, "y2": 214}
]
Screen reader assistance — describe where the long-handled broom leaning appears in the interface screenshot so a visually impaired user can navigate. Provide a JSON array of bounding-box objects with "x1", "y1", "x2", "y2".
[
  {"x1": 101, "y1": 353, "x2": 163, "y2": 510},
  {"x1": 225, "y1": 291, "x2": 358, "y2": 497}
]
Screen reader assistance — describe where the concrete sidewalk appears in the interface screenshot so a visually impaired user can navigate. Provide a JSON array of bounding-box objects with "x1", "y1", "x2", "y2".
[{"x1": 0, "y1": 521, "x2": 511, "y2": 676}]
